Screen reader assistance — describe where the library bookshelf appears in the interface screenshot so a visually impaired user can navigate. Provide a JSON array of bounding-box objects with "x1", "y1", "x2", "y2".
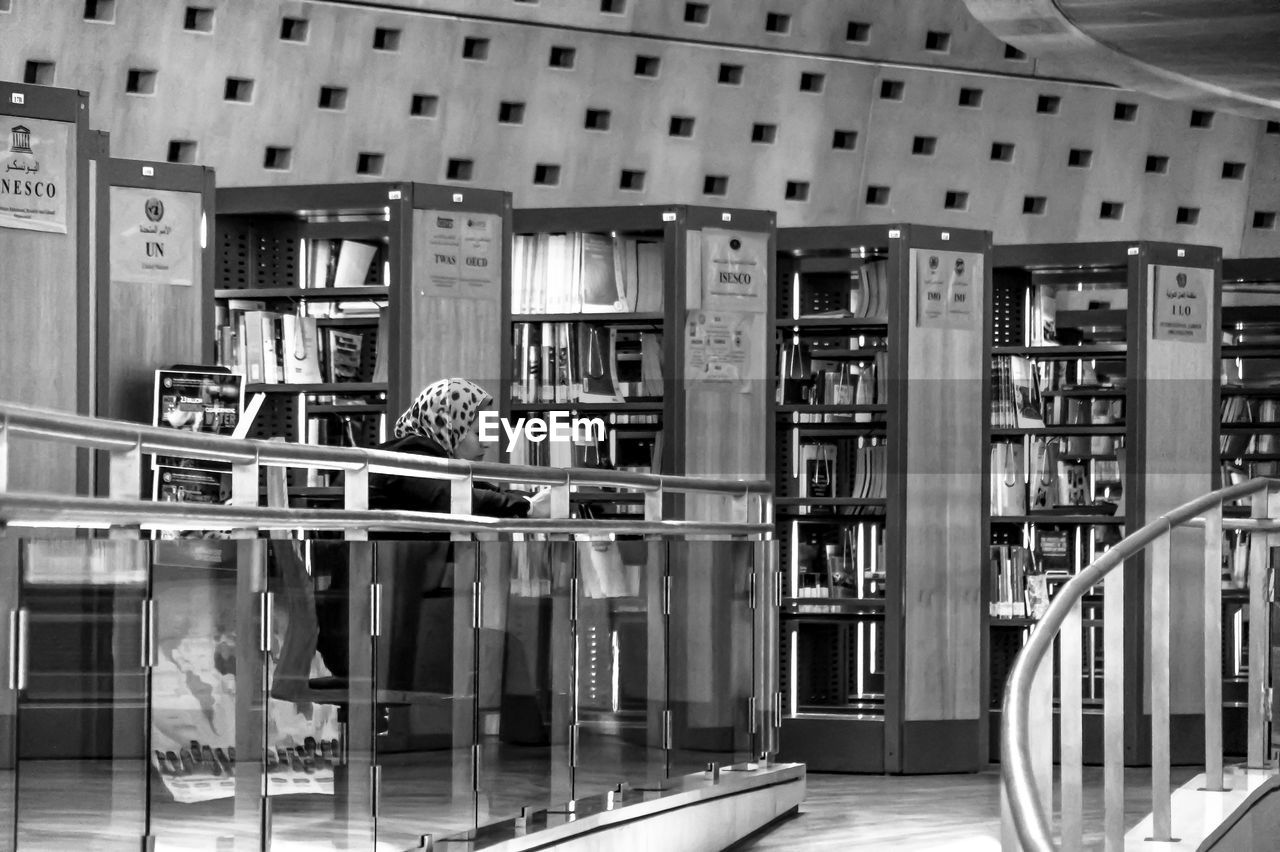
[
  {"x1": 985, "y1": 241, "x2": 1220, "y2": 765},
  {"x1": 775, "y1": 224, "x2": 990, "y2": 774}
]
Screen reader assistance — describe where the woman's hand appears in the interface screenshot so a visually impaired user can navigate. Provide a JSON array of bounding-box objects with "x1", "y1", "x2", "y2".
[{"x1": 526, "y1": 487, "x2": 553, "y2": 518}]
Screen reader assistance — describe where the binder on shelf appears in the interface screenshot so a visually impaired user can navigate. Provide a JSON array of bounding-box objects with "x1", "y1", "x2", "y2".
[{"x1": 332, "y1": 240, "x2": 379, "y2": 288}]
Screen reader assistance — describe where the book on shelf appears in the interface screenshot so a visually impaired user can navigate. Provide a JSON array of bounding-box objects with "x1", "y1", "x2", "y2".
[
  {"x1": 797, "y1": 443, "x2": 837, "y2": 510},
  {"x1": 333, "y1": 240, "x2": 379, "y2": 288},
  {"x1": 281, "y1": 314, "x2": 323, "y2": 385},
  {"x1": 512, "y1": 232, "x2": 663, "y2": 314},
  {"x1": 990, "y1": 544, "x2": 1031, "y2": 619},
  {"x1": 1033, "y1": 528, "x2": 1072, "y2": 578},
  {"x1": 846, "y1": 258, "x2": 888, "y2": 320},
  {"x1": 991, "y1": 355, "x2": 1044, "y2": 428},
  {"x1": 371, "y1": 308, "x2": 390, "y2": 385},
  {"x1": 1029, "y1": 285, "x2": 1057, "y2": 346},
  {"x1": 326, "y1": 329, "x2": 364, "y2": 383}
]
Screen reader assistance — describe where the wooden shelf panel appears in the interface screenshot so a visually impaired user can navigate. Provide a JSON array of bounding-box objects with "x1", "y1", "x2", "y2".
[
  {"x1": 1040, "y1": 387, "x2": 1126, "y2": 398},
  {"x1": 777, "y1": 404, "x2": 888, "y2": 415},
  {"x1": 776, "y1": 316, "x2": 889, "y2": 329},
  {"x1": 307, "y1": 404, "x2": 386, "y2": 415},
  {"x1": 511, "y1": 312, "x2": 664, "y2": 324},
  {"x1": 990, "y1": 514, "x2": 1125, "y2": 525},
  {"x1": 1221, "y1": 346, "x2": 1280, "y2": 358},
  {"x1": 247, "y1": 382, "x2": 387, "y2": 394},
  {"x1": 215, "y1": 286, "x2": 390, "y2": 301},
  {"x1": 510, "y1": 401, "x2": 663, "y2": 412},
  {"x1": 1055, "y1": 309, "x2": 1126, "y2": 329},
  {"x1": 991, "y1": 344, "x2": 1126, "y2": 358},
  {"x1": 1220, "y1": 386, "x2": 1280, "y2": 397},
  {"x1": 776, "y1": 497, "x2": 887, "y2": 507},
  {"x1": 990, "y1": 425, "x2": 1126, "y2": 437}
]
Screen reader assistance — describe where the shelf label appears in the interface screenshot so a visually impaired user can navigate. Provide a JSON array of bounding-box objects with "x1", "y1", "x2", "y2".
[
  {"x1": 662, "y1": 211, "x2": 677, "y2": 222},
  {"x1": 10, "y1": 93, "x2": 23, "y2": 105},
  {"x1": 0, "y1": 117, "x2": 69, "y2": 234},
  {"x1": 1176, "y1": 249, "x2": 1185, "y2": 257},
  {"x1": 1150, "y1": 263, "x2": 1208, "y2": 343},
  {"x1": 142, "y1": 166, "x2": 154, "y2": 177},
  {"x1": 721, "y1": 212, "x2": 732, "y2": 222},
  {"x1": 941, "y1": 231, "x2": 950, "y2": 241},
  {"x1": 888, "y1": 229, "x2": 901, "y2": 239},
  {"x1": 912, "y1": 247, "x2": 982, "y2": 330},
  {"x1": 1127, "y1": 246, "x2": 1139, "y2": 256},
  {"x1": 387, "y1": 190, "x2": 402, "y2": 200},
  {"x1": 109, "y1": 186, "x2": 199, "y2": 286},
  {"x1": 452, "y1": 193, "x2": 464, "y2": 203}
]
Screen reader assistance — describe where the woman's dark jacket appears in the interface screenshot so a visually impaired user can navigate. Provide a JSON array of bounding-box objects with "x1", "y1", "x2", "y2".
[{"x1": 369, "y1": 434, "x2": 530, "y2": 519}]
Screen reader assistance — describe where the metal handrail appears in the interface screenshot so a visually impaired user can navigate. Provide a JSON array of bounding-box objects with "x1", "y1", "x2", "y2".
[
  {"x1": 1001, "y1": 478, "x2": 1274, "y2": 850},
  {"x1": 0, "y1": 492, "x2": 772, "y2": 537},
  {"x1": 0, "y1": 401, "x2": 772, "y2": 496}
]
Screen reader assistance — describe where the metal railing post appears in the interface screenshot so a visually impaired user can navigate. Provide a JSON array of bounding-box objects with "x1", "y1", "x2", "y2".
[
  {"x1": 344, "y1": 463, "x2": 369, "y2": 542},
  {"x1": 1103, "y1": 545, "x2": 1126, "y2": 852},
  {"x1": 1203, "y1": 501, "x2": 1225, "y2": 791},
  {"x1": 1149, "y1": 529, "x2": 1173, "y2": 841},
  {"x1": 1060, "y1": 598, "x2": 1083, "y2": 852}
]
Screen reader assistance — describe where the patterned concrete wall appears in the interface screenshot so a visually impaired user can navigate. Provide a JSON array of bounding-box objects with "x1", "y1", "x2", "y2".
[{"x1": 1, "y1": 0, "x2": 1276, "y2": 254}]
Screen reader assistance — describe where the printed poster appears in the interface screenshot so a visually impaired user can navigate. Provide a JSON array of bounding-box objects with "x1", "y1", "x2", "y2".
[
  {"x1": 424, "y1": 209, "x2": 462, "y2": 291},
  {"x1": 701, "y1": 228, "x2": 766, "y2": 299},
  {"x1": 913, "y1": 248, "x2": 982, "y2": 330},
  {"x1": 109, "y1": 186, "x2": 200, "y2": 286},
  {"x1": 1150, "y1": 264, "x2": 1209, "y2": 343},
  {"x1": 460, "y1": 212, "x2": 501, "y2": 292},
  {"x1": 0, "y1": 116, "x2": 70, "y2": 234},
  {"x1": 685, "y1": 310, "x2": 758, "y2": 390},
  {"x1": 152, "y1": 368, "x2": 244, "y2": 472}
]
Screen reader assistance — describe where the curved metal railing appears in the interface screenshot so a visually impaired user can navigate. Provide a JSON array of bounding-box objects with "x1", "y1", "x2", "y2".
[{"x1": 1002, "y1": 479, "x2": 1277, "y2": 850}]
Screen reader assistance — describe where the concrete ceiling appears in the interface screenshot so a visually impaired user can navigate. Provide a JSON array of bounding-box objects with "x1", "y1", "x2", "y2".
[{"x1": 964, "y1": 0, "x2": 1280, "y2": 119}]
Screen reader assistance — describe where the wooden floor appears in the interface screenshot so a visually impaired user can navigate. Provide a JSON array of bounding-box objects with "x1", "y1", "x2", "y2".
[
  {"x1": 733, "y1": 766, "x2": 1201, "y2": 851},
  {"x1": 0, "y1": 762, "x2": 1204, "y2": 851}
]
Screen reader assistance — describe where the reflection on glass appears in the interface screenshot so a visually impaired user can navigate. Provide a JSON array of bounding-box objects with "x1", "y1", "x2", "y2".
[
  {"x1": 373, "y1": 540, "x2": 477, "y2": 849},
  {"x1": 667, "y1": 540, "x2": 755, "y2": 776},
  {"x1": 257, "y1": 539, "x2": 373, "y2": 851},
  {"x1": 148, "y1": 538, "x2": 265, "y2": 851},
  {"x1": 573, "y1": 539, "x2": 666, "y2": 799},
  {"x1": 477, "y1": 540, "x2": 573, "y2": 823},
  {"x1": 15, "y1": 539, "x2": 147, "y2": 851}
]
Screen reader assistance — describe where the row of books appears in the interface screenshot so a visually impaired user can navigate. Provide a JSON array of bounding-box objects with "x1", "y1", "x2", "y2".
[
  {"x1": 778, "y1": 350, "x2": 888, "y2": 416},
  {"x1": 1025, "y1": 282, "x2": 1128, "y2": 347},
  {"x1": 793, "y1": 521, "x2": 885, "y2": 599},
  {"x1": 991, "y1": 355, "x2": 1044, "y2": 428},
  {"x1": 795, "y1": 438, "x2": 887, "y2": 506},
  {"x1": 512, "y1": 232, "x2": 664, "y2": 315},
  {"x1": 306, "y1": 239, "x2": 382, "y2": 290},
  {"x1": 991, "y1": 439, "x2": 1124, "y2": 515},
  {"x1": 794, "y1": 258, "x2": 891, "y2": 320},
  {"x1": 511, "y1": 321, "x2": 663, "y2": 404},
  {"x1": 508, "y1": 428, "x2": 663, "y2": 478},
  {"x1": 989, "y1": 544, "x2": 1049, "y2": 620},
  {"x1": 216, "y1": 304, "x2": 388, "y2": 386},
  {"x1": 1221, "y1": 396, "x2": 1280, "y2": 457}
]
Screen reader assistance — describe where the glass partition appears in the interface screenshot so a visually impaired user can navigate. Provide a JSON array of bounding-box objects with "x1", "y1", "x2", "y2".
[
  {"x1": 148, "y1": 538, "x2": 267, "y2": 851},
  {"x1": 572, "y1": 538, "x2": 667, "y2": 799},
  {"x1": 265, "y1": 539, "x2": 376, "y2": 851},
  {"x1": 373, "y1": 539, "x2": 478, "y2": 849},
  {"x1": 667, "y1": 539, "x2": 757, "y2": 776},
  {"x1": 15, "y1": 539, "x2": 148, "y2": 850},
  {"x1": 475, "y1": 540, "x2": 574, "y2": 823}
]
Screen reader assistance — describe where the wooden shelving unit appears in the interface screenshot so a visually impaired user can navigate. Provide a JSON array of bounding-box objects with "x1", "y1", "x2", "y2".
[
  {"x1": 985, "y1": 241, "x2": 1220, "y2": 765},
  {"x1": 774, "y1": 224, "x2": 990, "y2": 774},
  {"x1": 213, "y1": 183, "x2": 511, "y2": 470}
]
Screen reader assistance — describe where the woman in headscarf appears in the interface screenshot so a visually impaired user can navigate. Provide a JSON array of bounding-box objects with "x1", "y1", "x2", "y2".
[{"x1": 371, "y1": 377, "x2": 548, "y2": 518}]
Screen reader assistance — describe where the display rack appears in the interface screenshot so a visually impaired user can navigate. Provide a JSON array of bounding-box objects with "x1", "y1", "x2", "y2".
[
  {"x1": 213, "y1": 183, "x2": 511, "y2": 484},
  {"x1": 985, "y1": 241, "x2": 1220, "y2": 765},
  {"x1": 775, "y1": 225, "x2": 990, "y2": 773}
]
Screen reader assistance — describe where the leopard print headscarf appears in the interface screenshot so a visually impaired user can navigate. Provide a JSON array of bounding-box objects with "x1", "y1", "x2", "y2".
[{"x1": 393, "y1": 378, "x2": 492, "y2": 457}]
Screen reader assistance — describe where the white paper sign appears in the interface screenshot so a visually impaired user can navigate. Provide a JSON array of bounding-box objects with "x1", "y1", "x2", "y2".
[
  {"x1": 1150, "y1": 264, "x2": 1209, "y2": 343},
  {"x1": 460, "y1": 212, "x2": 501, "y2": 292},
  {"x1": 913, "y1": 248, "x2": 982, "y2": 330},
  {"x1": 0, "y1": 116, "x2": 70, "y2": 234},
  {"x1": 701, "y1": 228, "x2": 766, "y2": 299},
  {"x1": 110, "y1": 186, "x2": 199, "y2": 286}
]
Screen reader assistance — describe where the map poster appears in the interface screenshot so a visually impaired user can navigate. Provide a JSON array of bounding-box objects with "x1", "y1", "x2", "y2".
[
  {"x1": 1150, "y1": 263, "x2": 1209, "y2": 343},
  {"x1": 0, "y1": 116, "x2": 70, "y2": 234},
  {"x1": 110, "y1": 186, "x2": 199, "y2": 286}
]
